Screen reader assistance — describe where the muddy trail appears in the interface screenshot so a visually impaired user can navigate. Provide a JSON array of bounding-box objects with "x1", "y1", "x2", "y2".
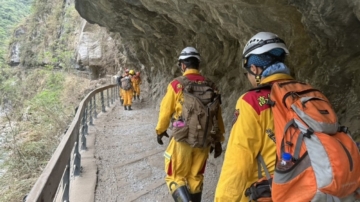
[{"x1": 92, "y1": 95, "x2": 220, "y2": 202}]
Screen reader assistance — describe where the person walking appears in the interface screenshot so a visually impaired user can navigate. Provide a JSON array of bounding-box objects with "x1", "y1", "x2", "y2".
[
  {"x1": 156, "y1": 47, "x2": 225, "y2": 202},
  {"x1": 214, "y1": 32, "x2": 360, "y2": 202},
  {"x1": 131, "y1": 71, "x2": 141, "y2": 100},
  {"x1": 121, "y1": 69, "x2": 133, "y2": 110},
  {"x1": 214, "y1": 32, "x2": 291, "y2": 202}
]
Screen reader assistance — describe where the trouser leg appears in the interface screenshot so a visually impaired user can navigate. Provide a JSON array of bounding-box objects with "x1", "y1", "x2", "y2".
[
  {"x1": 126, "y1": 90, "x2": 133, "y2": 106},
  {"x1": 135, "y1": 85, "x2": 140, "y2": 98},
  {"x1": 165, "y1": 139, "x2": 192, "y2": 200},
  {"x1": 119, "y1": 90, "x2": 123, "y2": 105},
  {"x1": 120, "y1": 89, "x2": 125, "y2": 105},
  {"x1": 123, "y1": 90, "x2": 132, "y2": 106},
  {"x1": 187, "y1": 147, "x2": 210, "y2": 194}
]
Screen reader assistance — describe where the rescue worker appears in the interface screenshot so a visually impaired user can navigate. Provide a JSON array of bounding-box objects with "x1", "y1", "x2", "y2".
[
  {"x1": 131, "y1": 71, "x2": 141, "y2": 100},
  {"x1": 117, "y1": 75, "x2": 124, "y2": 105},
  {"x1": 214, "y1": 32, "x2": 293, "y2": 202},
  {"x1": 119, "y1": 70, "x2": 128, "y2": 106},
  {"x1": 156, "y1": 47, "x2": 225, "y2": 202},
  {"x1": 121, "y1": 68, "x2": 133, "y2": 110}
]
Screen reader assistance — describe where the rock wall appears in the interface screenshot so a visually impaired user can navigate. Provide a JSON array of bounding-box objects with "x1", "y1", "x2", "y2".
[
  {"x1": 76, "y1": 20, "x2": 127, "y2": 79},
  {"x1": 74, "y1": 0, "x2": 360, "y2": 140}
]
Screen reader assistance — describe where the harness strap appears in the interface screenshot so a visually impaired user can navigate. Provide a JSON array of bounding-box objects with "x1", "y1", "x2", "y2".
[
  {"x1": 257, "y1": 154, "x2": 271, "y2": 180},
  {"x1": 293, "y1": 132, "x2": 304, "y2": 160}
]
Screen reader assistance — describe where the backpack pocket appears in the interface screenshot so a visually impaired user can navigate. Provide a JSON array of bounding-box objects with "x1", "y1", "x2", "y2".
[
  {"x1": 171, "y1": 125, "x2": 189, "y2": 143},
  {"x1": 312, "y1": 132, "x2": 360, "y2": 197},
  {"x1": 291, "y1": 96, "x2": 338, "y2": 135},
  {"x1": 272, "y1": 154, "x2": 317, "y2": 201}
]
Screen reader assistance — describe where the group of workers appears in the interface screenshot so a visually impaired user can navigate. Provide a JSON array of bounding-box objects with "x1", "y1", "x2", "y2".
[
  {"x1": 154, "y1": 32, "x2": 360, "y2": 202},
  {"x1": 118, "y1": 68, "x2": 141, "y2": 110}
]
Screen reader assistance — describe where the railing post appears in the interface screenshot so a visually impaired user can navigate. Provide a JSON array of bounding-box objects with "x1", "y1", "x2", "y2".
[
  {"x1": 89, "y1": 97, "x2": 93, "y2": 125},
  {"x1": 84, "y1": 104, "x2": 88, "y2": 135},
  {"x1": 111, "y1": 87, "x2": 114, "y2": 105},
  {"x1": 81, "y1": 109, "x2": 87, "y2": 150},
  {"x1": 114, "y1": 87, "x2": 116, "y2": 101},
  {"x1": 61, "y1": 162, "x2": 70, "y2": 202},
  {"x1": 93, "y1": 93, "x2": 97, "y2": 119},
  {"x1": 107, "y1": 89, "x2": 110, "y2": 108},
  {"x1": 117, "y1": 86, "x2": 119, "y2": 100},
  {"x1": 113, "y1": 87, "x2": 115, "y2": 102},
  {"x1": 101, "y1": 91, "x2": 106, "y2": 112},
  {"x1": 74, "y1": 141, "x2": 81, "y2": 176}
]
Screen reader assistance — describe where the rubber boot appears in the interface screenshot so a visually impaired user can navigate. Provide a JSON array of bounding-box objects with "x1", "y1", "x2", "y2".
[
  {"x1": 172, "y1": 186, "x2": 191, "y2": 202},
  {"x1": 137, "y1": 95, "x2": 140, "y2": 100},
  {"x1": 133, "y1": 95, "x2": 136, "y2": 100},
  {"x1": 128, "y1": 105, "x2": 132, "y2": 110},
  {"x1": 190, "y1": 192, "x2": 202, "y2": 202},
  {"x1": 124, "y1": 105, "x2": 127, "y2": 110},
  {"x1": 120, "y1": 99, "x2": 124, "y2": 105}
]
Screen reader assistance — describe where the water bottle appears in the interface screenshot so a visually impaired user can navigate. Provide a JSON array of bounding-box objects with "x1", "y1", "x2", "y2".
[{"x1": 276, "y1": 152, "x2": 294, "y2": 171}]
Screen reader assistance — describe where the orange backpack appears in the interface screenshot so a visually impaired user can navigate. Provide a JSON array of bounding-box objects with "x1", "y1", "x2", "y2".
[{"x1": 266, "y1": 79, "x2": 360, "y2": 201}]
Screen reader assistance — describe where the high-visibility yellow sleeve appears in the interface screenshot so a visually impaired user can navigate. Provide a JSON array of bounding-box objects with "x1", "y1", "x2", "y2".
[
  {"x1": 215, "y1": 95, "x2": 264, "y2": 202},
  {"x1": 155, "y1": 84, "x2": 176, "y2": 135}
]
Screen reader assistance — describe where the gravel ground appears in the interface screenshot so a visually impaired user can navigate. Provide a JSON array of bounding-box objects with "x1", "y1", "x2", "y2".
[{"x1": 93, "y1": 95, "x2": 220, "y2": 202}]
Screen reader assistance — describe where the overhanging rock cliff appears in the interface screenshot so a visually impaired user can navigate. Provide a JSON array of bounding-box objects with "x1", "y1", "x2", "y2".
[{"x1": 75, "y1": 0, "x2": 360, "y2": 140}]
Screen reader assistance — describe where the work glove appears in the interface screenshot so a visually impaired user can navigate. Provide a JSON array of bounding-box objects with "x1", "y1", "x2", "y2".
[
  {"x1": 210, "y1": 142, "x2": 222, "y2": 158},
  {"x1": 157, "y1": 131, "x2": 169, "y2": 145}
]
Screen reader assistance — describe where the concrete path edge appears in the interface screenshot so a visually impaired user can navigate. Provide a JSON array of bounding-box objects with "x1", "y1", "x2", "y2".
[{"x1": 69, "y1": 103, "x2": 117, "y2": 202}]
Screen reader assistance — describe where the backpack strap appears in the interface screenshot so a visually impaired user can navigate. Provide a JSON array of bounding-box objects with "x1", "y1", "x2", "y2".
[
  {"x1": 176, "y1": 75, "x2": 218, "y2": 94},
  {"x1": 257, "y1": 154, "x2": 272, "y2": 181},
  {"x1": 176, "y1": 76, "x2": 191, "y2": 89},
  {"x1": 248, "y1": 83, "x2": 272, "y2": 92}
]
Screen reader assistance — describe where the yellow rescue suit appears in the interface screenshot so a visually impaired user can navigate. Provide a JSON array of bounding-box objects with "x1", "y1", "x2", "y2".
[
  {"x1": 214, "y1": 74, "x2": 293, "y2": 202},
  {"x1": 131, "y1": 75, "x2": 141, "y2": 96},
  {"x1": 121, "y1": 75, "x2": 133, "y2": 107},
  {"x1": 156, "y1": 69, "x2": 225, "y2": 195}
]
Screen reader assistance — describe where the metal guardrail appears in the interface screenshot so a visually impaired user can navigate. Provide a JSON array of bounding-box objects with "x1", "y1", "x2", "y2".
[{"x1": 26, "y1": 84, "x2": 119, "y2": 202}]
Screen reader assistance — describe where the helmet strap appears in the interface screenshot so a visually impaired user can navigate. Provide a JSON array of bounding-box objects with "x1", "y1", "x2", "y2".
[
  {"x1": 246, "y1": 66, "x2": 262, "y2": 86},
  {"x1": 255, "y1": 75, "x2": 261, "y2": 86}
]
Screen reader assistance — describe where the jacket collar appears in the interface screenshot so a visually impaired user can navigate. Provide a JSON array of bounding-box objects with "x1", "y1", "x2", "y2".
[
  {"x1": 183, "y1": 69, "x2": 200, "y2": 76},
  {"x1": 261, "y1": 73, "x2": 293, "y2": 84}
]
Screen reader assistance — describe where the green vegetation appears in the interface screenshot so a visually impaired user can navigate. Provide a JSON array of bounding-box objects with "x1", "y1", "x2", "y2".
[
  {"x1": 0, "y1": 68, "x2": 65, "y2": 201},
  {"x1": 19, "y1": 0, "x2": 81, "y2": 69},
  {"x1": 0, "y1": 0, "x2": 84, "y2": 201},
  {"x1": 0, "y1": 67, "x2": 91, "y2": 201},
  {"x1": 0, "y1": 0, "x2": 32, "y2": 65}
]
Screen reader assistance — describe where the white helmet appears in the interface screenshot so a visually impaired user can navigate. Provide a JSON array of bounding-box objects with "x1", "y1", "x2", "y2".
[
  {"x1": 242, "y1": 32, "x2": 289, "y2": 59},
  {"x1": 178, "y1": 47, "x2": 201, "y2": 61}
]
